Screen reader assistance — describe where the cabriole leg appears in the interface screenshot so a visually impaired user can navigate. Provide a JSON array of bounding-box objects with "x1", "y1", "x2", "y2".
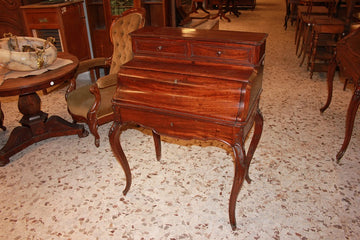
[
  {"x1": 229, "y1": 143, "x2": 246, "y2": 231},
  {"x1": 109, "y1": 121, "x2": 132, "y2": 195}
]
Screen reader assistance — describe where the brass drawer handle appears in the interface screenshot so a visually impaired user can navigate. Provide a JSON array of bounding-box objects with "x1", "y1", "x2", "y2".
[{"x1": 38, "y1": 18, "x2": 48, "y2": 23}]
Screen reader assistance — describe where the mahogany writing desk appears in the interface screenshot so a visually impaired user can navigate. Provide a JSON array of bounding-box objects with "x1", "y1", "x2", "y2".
[{"x1": 109, "y1": 27, "x2": 267, "y2": 230}]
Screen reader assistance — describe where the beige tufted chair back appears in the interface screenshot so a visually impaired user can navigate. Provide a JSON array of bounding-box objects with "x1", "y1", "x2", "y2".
[
  {"x1": 109, "y1": 9, "x2": 146, "y2": 75},
  {"x1": 65, "y1": 8, "x2": 146, "y2": 147}
]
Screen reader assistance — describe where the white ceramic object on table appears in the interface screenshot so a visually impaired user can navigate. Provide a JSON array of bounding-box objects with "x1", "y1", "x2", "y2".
[{"x1": 0, "y1": 36, "x2": 57, "y2": 71}]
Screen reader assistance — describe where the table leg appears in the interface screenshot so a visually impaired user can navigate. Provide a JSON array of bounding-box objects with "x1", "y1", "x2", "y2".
[
  {"x1": 0, "y1": 92, "x2": 88, "y2": 166},
  {"x1": 211, "y1": 0, "x2": 231, "y2": 22},
  {"x1": 336, "y1": 88, "x2": 360, "y2": 162}
]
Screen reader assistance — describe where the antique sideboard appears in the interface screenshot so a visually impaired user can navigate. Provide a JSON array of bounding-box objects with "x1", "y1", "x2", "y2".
[{"x1": 109, "y1": 26, "x2": 267, "y2": 230}]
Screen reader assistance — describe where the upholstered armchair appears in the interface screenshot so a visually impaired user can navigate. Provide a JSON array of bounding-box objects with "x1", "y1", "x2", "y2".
[{"x1": 66, "y1": 8, "x2": 146, "y2": 147}]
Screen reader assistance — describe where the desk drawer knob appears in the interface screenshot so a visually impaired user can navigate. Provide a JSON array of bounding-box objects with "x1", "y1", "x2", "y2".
[
  {"x1": 217, "y1": 51, "x2": 222, "y2": 56},
  {"x1": 38, "y1": 18, "x2": 48, "y2": 23},
  {"x1": 156, "y1": 46, "x2": 163, "y2": 51},
  {"x1": 50, "y1": 81, "x2": 54, "y2": 86},
  {"x1": 170, "y1": 122, "x2": 173, "y2": 127}
]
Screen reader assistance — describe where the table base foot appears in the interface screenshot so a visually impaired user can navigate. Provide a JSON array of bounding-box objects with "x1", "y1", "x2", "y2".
[{"x1": 0, "y1": 115, "x2": 88, "y2": 166}]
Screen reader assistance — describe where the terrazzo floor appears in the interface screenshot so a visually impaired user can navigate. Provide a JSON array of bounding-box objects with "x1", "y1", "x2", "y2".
[{"x1": 0, "y1": 0, "x2": 359, "y2": 239}]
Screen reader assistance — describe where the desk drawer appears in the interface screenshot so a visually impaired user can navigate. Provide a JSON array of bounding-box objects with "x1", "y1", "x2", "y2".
[
  {"x1": 115, "y1": 106, "x2": 240, "y2": 143},
  {"x1": 190, "y1": 42, "x2": 253, "y2": 66},
  {"x1": 23, "y1": 10, "x2": 59, "y2": 27},
  {"x1": 132, "y1": 38, "x2": 187, "y2": 58}
]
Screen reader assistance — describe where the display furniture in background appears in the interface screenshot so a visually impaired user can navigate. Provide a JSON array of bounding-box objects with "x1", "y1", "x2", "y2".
[
  {"x1": 0, "y1": 0, "x2": 41, "y2": 37},
  {"x1": 21, "y1": 0, "x2": 91, "y2": 61}
]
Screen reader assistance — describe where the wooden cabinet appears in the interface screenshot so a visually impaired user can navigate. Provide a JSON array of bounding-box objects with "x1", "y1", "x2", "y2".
[
  {"x1": 85, "y1": 0, "x2": 140, "y2": 58},
  {"x1": 85, "y1": 0, "x2": 112, "y2": 57},
  {"x1": 142, "y1": 0, "x2": 175, "y2": 27},
  {"x1": 110, "y1": 26, "x2": 268, "y2": 230},
  {"x1": 21, "y1": 0, "x2": 91, "y2": 61},
  {"x1": 85, "y1": 0, "x2": 175, "y2": 58}
]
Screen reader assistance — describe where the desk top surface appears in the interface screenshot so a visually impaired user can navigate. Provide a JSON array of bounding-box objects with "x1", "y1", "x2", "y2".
[{"x1": 131, "y1": 26, "x2": 268, "y2": 45}]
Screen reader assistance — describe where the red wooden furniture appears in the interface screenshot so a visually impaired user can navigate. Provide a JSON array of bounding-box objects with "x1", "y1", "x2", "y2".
[
  {"x1": 307, "y1": 17, "x2": 345, "y2": 78},
  {"x1": 0, "y1": 0, "x2": 42, "y2": 37},
  {"x1": 21, "y1": 0, "x2": 91, "y2": 61},
  {"x1": 320, "y1": 27, "x2": 360, "y2": 162},
  {"x1": 0, "y1": 52, "x2": 88, "y2": 166},
  {"x1": 109, "y1": 26, "x2": 267, "y2": 230}
]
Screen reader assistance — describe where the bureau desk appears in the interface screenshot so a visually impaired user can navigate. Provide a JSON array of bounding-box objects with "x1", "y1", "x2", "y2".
[{"x1": 109, "y1": 26, "x2": 268, "y2": 230}]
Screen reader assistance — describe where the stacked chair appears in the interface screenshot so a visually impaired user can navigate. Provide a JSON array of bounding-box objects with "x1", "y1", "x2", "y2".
[{"x1": 294, "y1": 0, "x2": 347, "y2": 78}]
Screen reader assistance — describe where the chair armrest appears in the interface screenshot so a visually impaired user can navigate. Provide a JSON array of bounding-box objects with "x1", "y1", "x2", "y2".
[
  {"x1": 76, "y1": 57, "x2": 109, "y2": 75},
  {"x1": 96, "y1": 73, "x2": 117, "y2": 89},
  {"x1": 65, "y1": 57, "x2": 111, "y2": 99},
  {"x1": 85, "y1": 73, "x2": 117, "y2": 115}
]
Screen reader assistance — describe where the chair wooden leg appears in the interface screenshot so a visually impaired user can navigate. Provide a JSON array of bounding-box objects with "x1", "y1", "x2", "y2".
[
  {"x1": 309, "y1": 32, "x2": 319, "y2": 79},
  {"x1": 0, "y1": 102, "x2": 6, "y2": 131},
  {"x1": 152, "y1": 131, "x2": 161, "y2": 161},
  {"x1": 88, "y1": 120, "x2": 100, "y2": 147},
  {"x1": 295, "y1": 15, "x2": 301, "y2": 44}
]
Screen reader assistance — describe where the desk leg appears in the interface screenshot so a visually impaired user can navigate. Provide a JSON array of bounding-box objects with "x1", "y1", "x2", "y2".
[
  {"x1": 336, "y1": 88, "x2": 360, "y2": 162},
  {"x1": 245, "y1": 109, "x2": 263, "y2": 183},
  {"x1": 229, "y1": 143, "x2": 246, "y2": 231},
  {"x1": 229, "y1": 108, "x2": 263, "y2": 230},
  {"x1": 0, "y1": 92, "x2": 88, "y2": 166},
  {"x1": 109, "y1": 121, "x2": 132, "y2": 195}
]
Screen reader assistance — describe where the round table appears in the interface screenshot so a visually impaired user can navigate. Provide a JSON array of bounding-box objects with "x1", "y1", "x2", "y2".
[{"x1": 0, "y1": 52, "x2": 88, "y2": 166}]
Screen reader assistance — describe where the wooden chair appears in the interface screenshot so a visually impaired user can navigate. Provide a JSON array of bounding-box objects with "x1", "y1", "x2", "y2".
[
  {"x1": 0, "y1": 101, "x2": 5, "y2": 131},
  {"x1": 65, "y1": 8, "x2": 146, "y2": 147},
  {"x1": 307, "y1": 17, "x2": 345, "y2": 78},
  {"x1": 295, "y1": 0, "x2": 342, "y2": 69},
  {"x1": 285, "y1": 0, "x2": 303, "y2": 30},
  {"x1": 305, "y1": 0, "x2": 346, "y2": 78},
  {"x1": 295, "y1": 1, "x2": 330, "y2": 55}
]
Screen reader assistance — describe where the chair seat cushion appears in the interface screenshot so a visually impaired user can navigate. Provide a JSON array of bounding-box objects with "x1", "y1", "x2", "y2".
[{"x1": 67, "y1": 84, "x2": 116, "y2": 119}]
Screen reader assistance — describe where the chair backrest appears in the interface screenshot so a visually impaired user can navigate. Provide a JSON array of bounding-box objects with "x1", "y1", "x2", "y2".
[
  {"x1": 307, "y1": 0, "x2": 339, "y2": 17},
  {"x1": 109, "y1": 8, "x2": 146, "y2": 75}
]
